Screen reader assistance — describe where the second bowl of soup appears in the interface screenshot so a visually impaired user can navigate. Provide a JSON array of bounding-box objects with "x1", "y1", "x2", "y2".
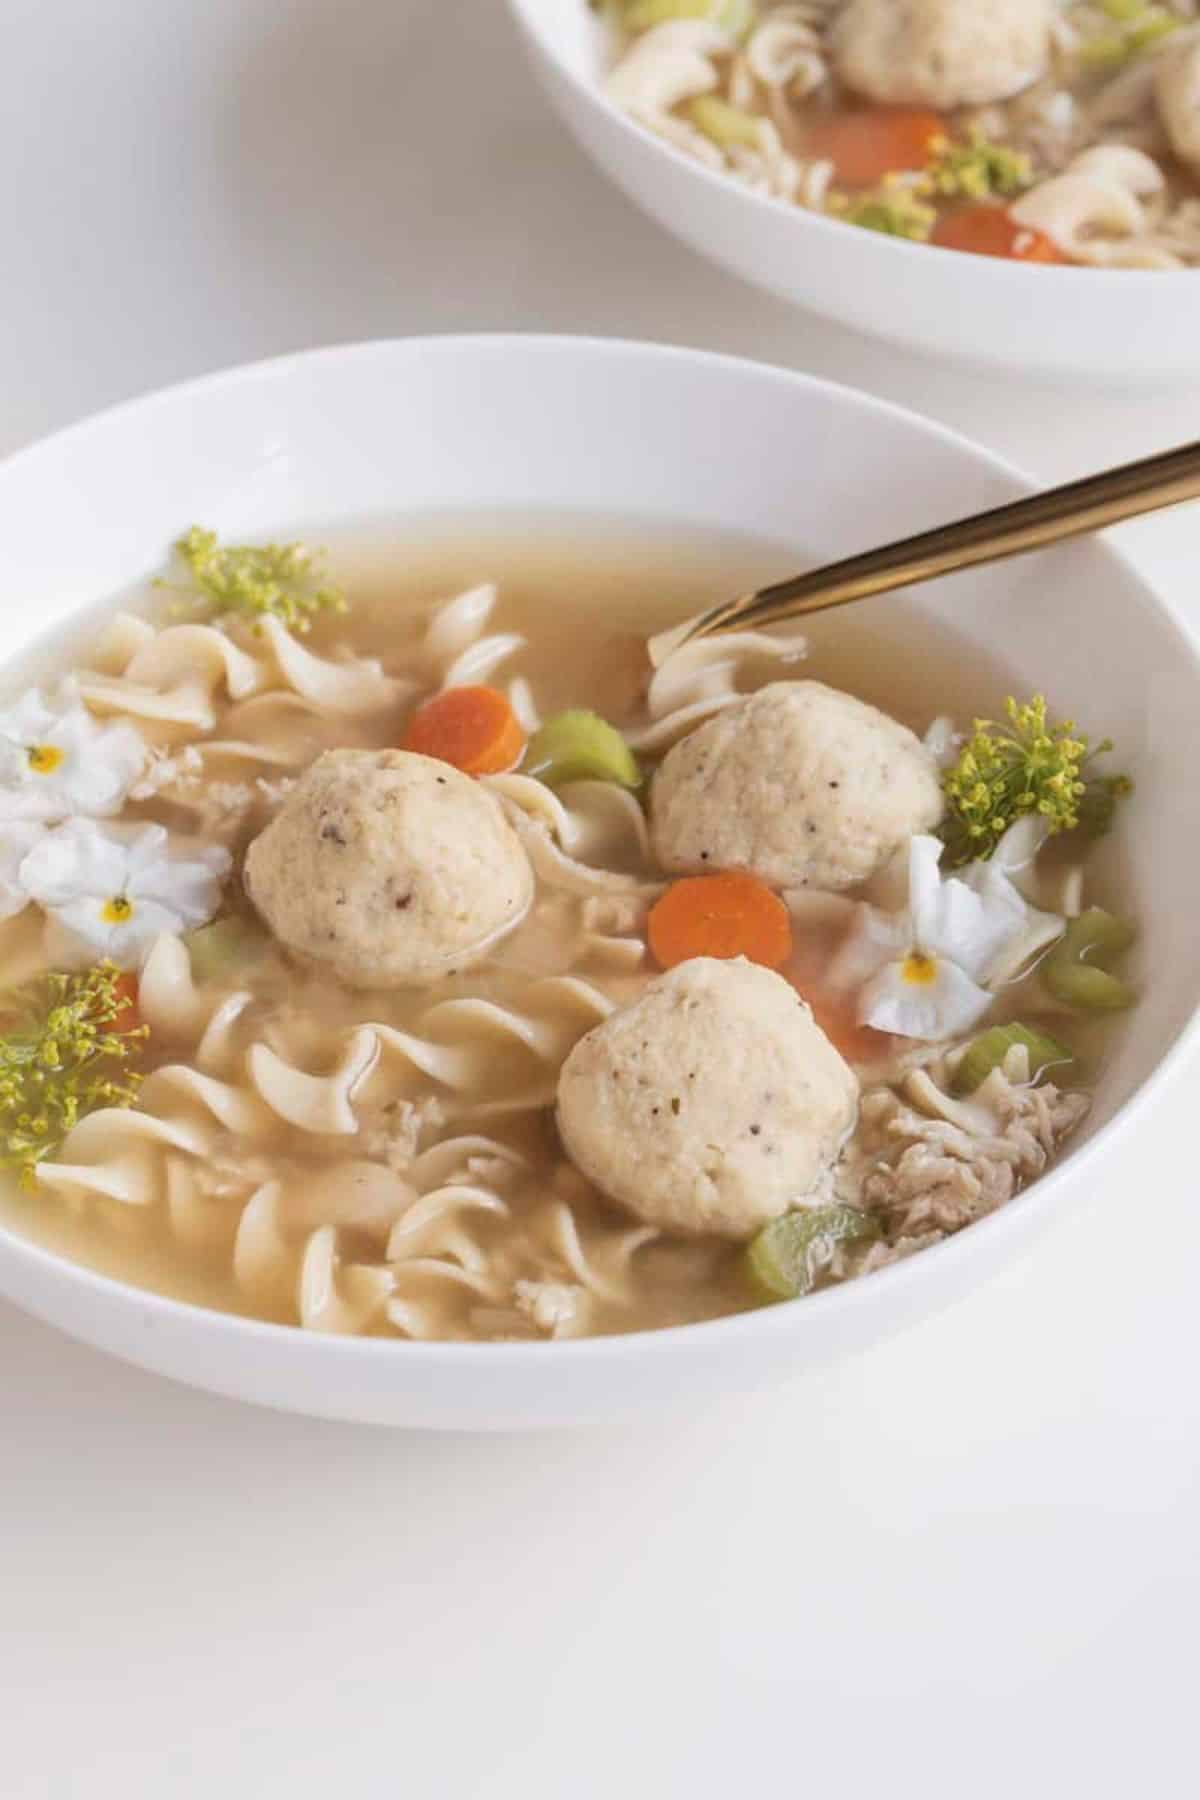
[{"x1": 507, "y1": 0, "x2": 1200, "y2": 378}]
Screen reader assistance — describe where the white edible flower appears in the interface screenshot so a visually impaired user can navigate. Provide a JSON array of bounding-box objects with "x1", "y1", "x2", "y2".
[
  {"x1": 844, "y1": 836, "x2": 1063, "y2": 1041},
  {"x1": 18, "y1": 819, "x2": 231, "y2": 965},
  {"x1": 988, "y1": 814, "x2": 1048, "y2": 902},
  {"x1": 0, "y1": 684, "x2": 145, "y2": 823},
  {"x1": 0, "y1": 821, "x2": 45, "y2": 920},
  {"x1": 922, "y1": 715, "x2": 960, "y2": 769}
]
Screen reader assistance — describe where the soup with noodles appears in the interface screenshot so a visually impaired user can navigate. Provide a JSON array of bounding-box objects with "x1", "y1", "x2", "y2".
[
  {"x1": 600, "y1": 1, "x2": 1200, "y2": 269},
  {"x1": 0, "y1": 517, "x2": 1137, "y2": 1341}
]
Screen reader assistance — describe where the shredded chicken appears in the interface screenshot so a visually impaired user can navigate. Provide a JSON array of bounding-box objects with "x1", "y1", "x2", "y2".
[
  {"x1": 581, "y1": 893, "x2": 648, "y2": 937},
  {"x1": 850, "y1": 1230, "x2": 944, "y2": 1275},
  {"x1": 360, "y1": 1096, "x2": 447, "y2": 1173},
  {"x1": 513, "y1": 1278, "x2": 588, "y2": 1338},
  {"x1": 131, "y1": 749, "x2": 295, "y2": 839},
  {"x1": 255, "y1": 775, "x2": 296, "y2": 810},
  {"x1": 839, "y1": 1046, "x2": 1090, "y2": 1244},
  {"x1": 129, "y1": 744, "x2": 206, "y2": 800},
  {"x1": 190, "y1": 1149, "x2": 280, "y2": 1201},
  {"x1": 461, "y1": 1152, "x2": 526, "y2": 1193}
]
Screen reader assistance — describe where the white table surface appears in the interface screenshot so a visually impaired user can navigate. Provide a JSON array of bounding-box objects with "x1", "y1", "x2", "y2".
[{"x1": 3, "y1": 4, "x2": 1199, "y2": 1795}]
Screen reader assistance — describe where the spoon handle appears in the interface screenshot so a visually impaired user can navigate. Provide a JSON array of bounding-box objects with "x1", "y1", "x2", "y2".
[{"x1": 650, "y1": 438, "x2": 1200, "y2": 664}]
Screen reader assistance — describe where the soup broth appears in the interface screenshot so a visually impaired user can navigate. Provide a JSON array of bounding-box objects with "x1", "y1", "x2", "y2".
[{"x1": 0, "y1": 516, "x2": 1134, "y2": 1340}]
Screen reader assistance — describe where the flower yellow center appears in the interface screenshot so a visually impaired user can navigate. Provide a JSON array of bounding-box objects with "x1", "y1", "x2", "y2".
[
  {"x1": 26, "y1": 742, "x2": 64, "y2": 775},
  {"x1": 101, "y1": 895, "x2": 134, "y2": 925},
  {"x1": 901, "y1": 952, "x2": 938, "y2": 987}
]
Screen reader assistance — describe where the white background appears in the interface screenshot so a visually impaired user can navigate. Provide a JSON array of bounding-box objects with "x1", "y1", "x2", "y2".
[{"x1": 2, "y1": 3, "x2": 1198, "y2": 1795}]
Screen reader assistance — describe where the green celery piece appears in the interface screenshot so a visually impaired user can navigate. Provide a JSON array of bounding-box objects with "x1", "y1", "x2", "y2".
[
  {"x1": 1044, "y1": 962, "x2": 1136, "y2": 1011},
  {"x1": 1129, "y1": 14, "x2": 1178, "y2": 52},
  {"x1": 623, "y1": 0, "x2": 756, "y2": 40},
  {"x1": 1042, "y1": 907, "x2": 1137, "y2": 1012},
  {"x1": 685, "y1": 95, "x2": 763, "y2": 150},
  {"x1": 954, "y1": 1022, "x2": 1075, "y2": 1095},
  {"x1": 523, "y1": 710, "x2": 641, "y2": 790},
  {"x1": 1079, "y1": 33, "x2": 1132, "y2": 68},
  {"x1": 745, "y1": 1205, "x2": 880, "y2": 1303},
  {"x1": 185, "y1": 916, "x2": 267, "y2": 985},
  {"x1": 1080, "y1": 6, "x2": 1177, "y2": 67},
  {"x1": 1055, "y1": 908, "x2": 1136, "y2": 962}
]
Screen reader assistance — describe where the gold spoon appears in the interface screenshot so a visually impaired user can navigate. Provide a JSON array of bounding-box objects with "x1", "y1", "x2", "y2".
[{"x1": 648, "y1": 439, "x2": 1200, "y2": 667}]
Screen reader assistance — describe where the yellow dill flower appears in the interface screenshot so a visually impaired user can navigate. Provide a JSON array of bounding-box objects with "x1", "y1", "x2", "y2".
[
  {"x1": 0, "y1": 964, "x2": 147, "y2": 1187},
  {"x1": 163, "y1": 526, "x2": 347, "y2": 635},
  {"x1": 620, "y1": 0, "x2": 756, "y2": 37},
  {"x1": 832, "y1": 183, "x2": 936, "y2": 242},
  {"x1": 1081, "y1": 2, "x2": 1178, "y2": 69},
  {"x1": 940, "y1": 695, "x2": 1131, "y2": 868},
  {"x1": 926, "y1": 130, "x2": 1032, "y2": 201}
]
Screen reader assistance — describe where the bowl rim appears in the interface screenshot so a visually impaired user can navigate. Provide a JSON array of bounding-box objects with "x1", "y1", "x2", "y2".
[
  {"x1": 504, "y1": 0, "x2": 1200, "y2": 290},
  {"x1": 1, "y1": 329, "x2": 1198, "y2": 1373}
]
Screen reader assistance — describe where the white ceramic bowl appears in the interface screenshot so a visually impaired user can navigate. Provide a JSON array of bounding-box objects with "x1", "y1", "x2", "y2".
[
  {"x1": 0, "y1": 335, "x2": 1197, "y2": 1428},
  {"x1": 506, "y1": 0, "x2": 1200, "y2": 382}
]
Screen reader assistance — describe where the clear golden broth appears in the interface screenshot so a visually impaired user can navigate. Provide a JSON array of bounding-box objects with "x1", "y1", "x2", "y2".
[{"x1": 0, "y1": 514, "x2": 1126, "y2": 1339}]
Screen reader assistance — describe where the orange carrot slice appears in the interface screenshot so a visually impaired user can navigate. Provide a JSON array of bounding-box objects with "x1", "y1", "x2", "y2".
[
  {"x1": 932, "y1": 205, "x2": 1064, "y2": 263},
  {"x1": 648, "y1": 872, "x2": 793, "y2": 972},
  {"x1": 110, "y1": 972, "x2": 143, "y2": 1035},
  {"x1": 402, "y1": 685, "x2": 526, "y2": 777},
  {"x1": 806, "y1": 108, "x2": 944, "y2": 189}
]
